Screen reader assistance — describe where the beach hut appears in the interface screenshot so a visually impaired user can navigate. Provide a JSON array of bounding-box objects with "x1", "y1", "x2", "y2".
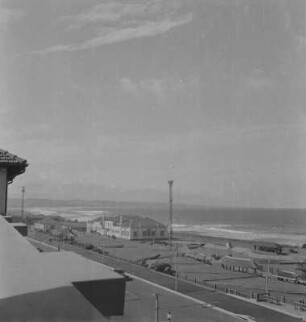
[
  {"x1": 253, "y1": 241, "x2": 282, "y2": 254},
  {"x1": 220, "y1": 255, "x2": 258, "y2": 274}
]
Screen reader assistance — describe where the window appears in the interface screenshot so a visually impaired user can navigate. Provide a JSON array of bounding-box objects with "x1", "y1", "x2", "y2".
[
  {"x1": 133, "y1": 231, "x2": 138, "y2": 237},
  {"x1": 160, "y1": 231, "x2": 164, "y2": 237},
  {"x1": 143, "y1": 231, "x2": 146, "y2": 237},
  {"x1": 152, "y1": 231, "x2": 155, "y2": 237}
]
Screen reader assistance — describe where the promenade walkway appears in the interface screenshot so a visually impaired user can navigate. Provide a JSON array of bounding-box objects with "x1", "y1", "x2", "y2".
[{"x1": 28, "y1": 236, "x2": 305, "y2": 322}]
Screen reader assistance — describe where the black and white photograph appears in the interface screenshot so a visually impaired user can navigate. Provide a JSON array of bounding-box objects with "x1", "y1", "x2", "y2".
[{"x1": 0, "y1": 0, "x2": 305, "y2": 321}]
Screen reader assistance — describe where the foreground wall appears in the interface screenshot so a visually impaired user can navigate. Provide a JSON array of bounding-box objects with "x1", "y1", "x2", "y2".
[
  {"x1": 0, "y1": 167, "x2": 7, "y2": 215},
  {"x1": 73, "y1": 278, "x2": 126, "y2": 317}
]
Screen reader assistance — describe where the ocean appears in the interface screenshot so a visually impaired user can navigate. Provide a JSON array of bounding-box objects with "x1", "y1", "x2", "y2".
[{"x1": 9, "y1": 199, "x2": 306, "y2": 246}]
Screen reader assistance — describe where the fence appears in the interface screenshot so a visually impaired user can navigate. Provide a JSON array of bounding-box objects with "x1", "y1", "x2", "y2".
[
  {"x1": 38, "y1": 232, "x2": 306, "y2": 313},
  {"x1": 177, "y1": 272, "x2": 306, "y2": 312},
  {"x1": 295, "y1": 300, "x2": 306, "y2": 311}
]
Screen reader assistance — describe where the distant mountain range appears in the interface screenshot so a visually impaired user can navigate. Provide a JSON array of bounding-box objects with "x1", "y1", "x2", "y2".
[
  {"x1": 8, "y1": 178, "x2": 306, "y2": 209},
  {"x1": 8, "y1": 181, "x2": 223, "y2": 207},
  {"x1": 8, "y1": 197, "x2": 305, "y2": 212}
]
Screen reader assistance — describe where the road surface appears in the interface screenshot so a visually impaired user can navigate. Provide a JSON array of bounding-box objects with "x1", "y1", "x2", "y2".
[{"x1": 29, "y1": 237, "x2": 303, "y2": 322}]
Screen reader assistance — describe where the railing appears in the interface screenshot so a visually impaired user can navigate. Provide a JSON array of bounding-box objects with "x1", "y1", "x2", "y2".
[
  {"x1": 177, "y1": 271, "x2": 306, "y2": 312},
  {"x1": 295, "y1": 300, "x2": 306, "y2": 311},
  {"x1": 256, "y1": 293, "x2": 306, "y2": 312},
  {"x1": 35, "y1": 231, "x2": 306, "y2": 312}
]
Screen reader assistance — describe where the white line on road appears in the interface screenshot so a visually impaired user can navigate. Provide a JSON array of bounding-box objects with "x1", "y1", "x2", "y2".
[
  {"x1": 28, "y1": 237, "x2": 306, "y2": 321},
  {"x1": 27, "y1": 237, "x2": 243, "y2": 320}
]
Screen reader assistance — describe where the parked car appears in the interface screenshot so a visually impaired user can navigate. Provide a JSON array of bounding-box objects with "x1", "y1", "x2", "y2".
[{"x1": 112, "y1": 268, "x2": 133, "y2": 282}]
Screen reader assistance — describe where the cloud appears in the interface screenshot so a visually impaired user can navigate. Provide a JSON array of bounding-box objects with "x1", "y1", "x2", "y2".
[
  {"x1": 30, "y1": 1, "x2": 192, "y2": 54},
  {"x1": 0, "y1": 6, "x2": 23, "y2": 28},
  {"x1": 120, "y1": 77, "x2": 165, "y2": 97},
  {"x1": 243, "y1": 68, "x2": 273, "y2": 92},
  {"x1": 120, "y1": 78, "x2": 139, "y2": 95},
  {"x1": 60, "y1": 2, "x2": 151, "y2": 30},
  {"x1": 77, "y1": 14, "x2": 192, "y2": 49},
  {"x1": 60, "y1": 0, "x2": 184, "y2": 30},
  {"x1": 233, "y1": 68, "x2": 274, "y2": 105},
  {"x1": 140, "y1": 79, "x2": 164, "y2": 97}
]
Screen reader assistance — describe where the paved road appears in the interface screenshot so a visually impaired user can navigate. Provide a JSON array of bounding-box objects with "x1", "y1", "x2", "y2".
[
  {"x1": 30, "y1": 238, "x2": 302, "y2": 322},
  {"x1": 115, "y1": 278, "x2": 240, "y2": 322}
]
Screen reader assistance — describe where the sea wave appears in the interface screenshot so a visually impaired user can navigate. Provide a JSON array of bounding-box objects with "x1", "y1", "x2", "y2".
[
  {"x1": 18, "y1": 205, "x2": 306, "y2": 246},
  {"x1": 173, "y1": 223, "x2": 306, "y2": 246},
  {"x1": 25, "y1": 207, "x2": 110, "y2": 221}
]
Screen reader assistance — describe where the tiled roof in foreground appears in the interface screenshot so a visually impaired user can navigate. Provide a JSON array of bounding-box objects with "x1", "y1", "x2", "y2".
[
  {"x1": 0, "y1": 149, "x2": 28, "y2": 183},
  {"x1": 0, "y1": 149, "x2": 28, "y2": 165}
]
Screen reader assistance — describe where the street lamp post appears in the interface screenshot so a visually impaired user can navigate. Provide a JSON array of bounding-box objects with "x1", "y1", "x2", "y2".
[
  {"x1": 153, "y1": 293, "x2": 159, "y2": 322},
  {"x1": 168, "y1": 180, "x2": 174, "y2": 267},
  {"x1": 175, "y1": 243, "x2": 178, "y2": 292},
  {"x1": 21, "y1": 186, "x2": 25, "y2": 219}
]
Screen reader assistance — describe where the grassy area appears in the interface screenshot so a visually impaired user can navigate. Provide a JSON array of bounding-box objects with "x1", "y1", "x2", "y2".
[
  {"x1": 75, "y1": 233, "x2": 171, "y2": 262},
  {"x1": 213, "y1": 276, "x2": 306, "y2": 301},
  {"x1": 28, "y1": 229, "x2": 306, "y2": 305},
  {"x1": 28, "y1": 238, "x2": 58, "y2": 252}
]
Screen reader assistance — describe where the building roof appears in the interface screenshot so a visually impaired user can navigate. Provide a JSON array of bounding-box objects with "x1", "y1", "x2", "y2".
[
  {"x1": 0, "y1": 216, "x2": 123, "y2": 297},
  {"x1": 12, "y1": 223, "x2": 27, "y2": 227},
  {"x1": 104, "y1": 215, "x2": 166, "y2": 229},
  {"x1": 0, "y1": 215, "x2": 125, "y2": 319},
  {"x1": 203, "y1": 243, "x2": 229, "y2": 250},
  {"x1": 254, "y1": 241, "x2": 282, "y2": 247},
  {"x1": 0, "y1": 149, "x2": 28, "y2": 183},
  {"x1": 56, "y1": 220, "x2": 86, "y2": 229},
  {"x1": 36, "y1": 217, "x2": 86, "y2": 229},
  {"x1": 123, "y1": 216, "x2": 166, "y2": 229},
  {"x1": 220, "y1": 255, "x2": 257, "y2": 269},
  {"x1": 137, "y1": 217, "x2": 165, "y2": 228},
  {"x1": 35, "y1": 217, "x2": 59, "y2": 226}
]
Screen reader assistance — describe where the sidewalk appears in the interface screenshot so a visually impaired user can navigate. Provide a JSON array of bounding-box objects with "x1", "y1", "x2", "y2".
[
  {"x1": 228, "y1": 293, "x2": 306, "y2": 321},
  {"x1": 158, "y1": 265, "x2": 306, "y2": 321},
  {"x1": 28, "y1": 235, "x2": 305, "y2": 322}
]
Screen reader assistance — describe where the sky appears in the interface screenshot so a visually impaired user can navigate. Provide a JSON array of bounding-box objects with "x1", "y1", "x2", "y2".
[{"x1": 0, "y1": 0, "x2": 305, "y2": 207}]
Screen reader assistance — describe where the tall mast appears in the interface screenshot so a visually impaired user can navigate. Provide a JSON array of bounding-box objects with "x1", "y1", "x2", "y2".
[
  {"x1": 168, "y1": 180, "x2": 174, "y2": 265},
  {"x1": 21, "y1": 186, "x2": 25, "y2": 219}
]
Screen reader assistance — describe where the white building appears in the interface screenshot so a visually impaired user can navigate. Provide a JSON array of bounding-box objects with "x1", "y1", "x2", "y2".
[
  {"x1": 87, "y1": 215, "x2": 168, "y2": 241},
  {"x1": 87, "y1": 221, "x2": 103, "y2": 234}
]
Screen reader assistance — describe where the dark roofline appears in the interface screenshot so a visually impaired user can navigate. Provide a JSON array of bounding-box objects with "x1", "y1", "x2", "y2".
[
  {"x1": 0, "y1": 149, "x2": 28, "y2": 183},
  {"x1": 36, "y1": 218, "x2": 59, "y2": 225},
  {"x1": 36, "y1": 218, "x2": 86, "y2": 228},
  {"x1": 253, "y1": 241, "x2": 282, "y2": 247}
]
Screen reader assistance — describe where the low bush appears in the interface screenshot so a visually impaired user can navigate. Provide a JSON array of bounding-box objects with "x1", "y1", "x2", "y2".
[{"x1": 85, "y1": 243, "x2": 94, "y2": 250}]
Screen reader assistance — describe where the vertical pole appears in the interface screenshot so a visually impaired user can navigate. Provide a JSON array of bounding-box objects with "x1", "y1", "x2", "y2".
[
  {"x1": 153, "y1": 293, "x2": 159, "y2": 322},
  {"x1": 1, "y1": 167, "x2": 8, "y2": 216},
  {"x1": 168, "y1": 180, "x2": 174, "y2": 267},
  {"x1": 4, "y1": 180, "x2": 8, "y2": 215},
  {"x1": 21, "y1": 186, "x2": 25, "y2": 219},
  {"x1": 266, "y1": 259, "x2": 270, "y2": 294},
  {"x1": 4, "y1": 167, "x2": 8, "y2": 216},
  {"x1": 175, "y1": 243, "x2": 178, "y2": 292},
  {"x1": 102, "y1": 240, "x2": 104, "y2": 263}
]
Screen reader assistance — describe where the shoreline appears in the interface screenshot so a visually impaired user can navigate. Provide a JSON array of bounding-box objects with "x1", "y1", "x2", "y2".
[
  {"x1": 174, "y1": 231, "x2": 299, "y2": 250},
  {"x1": 11, "y1": 209, "x2": 304, "y2": 249}
]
